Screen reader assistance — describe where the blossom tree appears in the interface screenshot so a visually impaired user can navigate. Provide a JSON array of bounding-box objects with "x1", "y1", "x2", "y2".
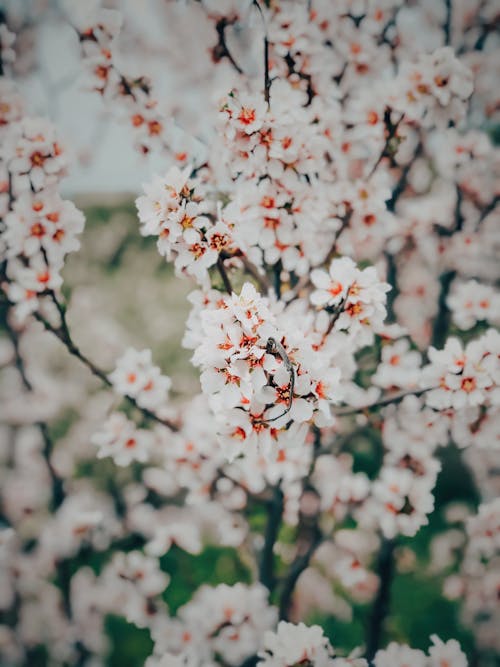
[{"x1": 0, "y1": 1, "x2": 499, "y2": 666}]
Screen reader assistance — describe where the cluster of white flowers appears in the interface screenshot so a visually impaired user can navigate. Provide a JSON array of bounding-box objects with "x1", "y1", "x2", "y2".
[
  {"x1": 359, "y1": 395, "x2": 446, "y2": 538},
  {"x1": 217, "y1": 81, "x2": 343, "y2": 277},
  {"x1": 372, "y1": 339, "x2": 422, "y2": 390},
  {"x1": 452, "y1": 499, "x2": 500, "y2": 651},
  {"x1": 70, "y1": 2, "x2": 205, "y2": 162},
  {"x1": 108, "y1": 347, "x2": 172, "y2": 413},
  {"x1": 257, "y1": 621, "x2": 365, "y2": 667},
  {"x1": 72, "y1": 4, "x2": 163, "y2": 154},
  {"x1": 148, "y1": 583, "x2": 277, "y2": 666},
  {"x1": 310, "y1": 257, "x2": 391, "y2": 346},
  {"x1": 363, "y1": 463, "x2": 438, "y2": 539},
  {"x1": 0, "y1": 74, "x2": 85, "y2": 321},
  {"x1": 313, "y1": 454, "x2": 370, "y2": 522},
  {"x1": 191, "y1": 282, "x2": 347, "y2": 461},
  {"x1": 136, "y1": 165, "x2": 237, "y2": 286},
  {"x1": 447, "y1": 279, "x2": 500, "y2": 331},
  {"x1": 374, "y1": 635, "x2": 467, "y2": 667},
  {"x1": 422, "y1": 330, "x2": 500, "y2": 411},
  {"x1": 391, "y1": 47, "x2": 474, "y2": 128},
  {"x1": 92, "y1": 412, "x2": 154, "y2": 466}
]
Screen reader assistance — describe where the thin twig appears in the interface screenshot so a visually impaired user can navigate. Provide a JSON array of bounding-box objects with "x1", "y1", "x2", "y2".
[
  {"x1": 273, "y1": 260, "x2": 282, "y2": 299},
  {"x1": 366, "y1": 111, "x2": 404, "y2": 180},
  {"x1": 334, "y1": 387, "x2": 431, "y2": 416},
  {"x1": 255, "y1": 337, "x2": 295, "y2": 424},
  {"x1": 386, "y1": 141, "x2": 422, "y2": 213},
  {"x1": 33, "y1": 310, "x2": 111, "y2": 386},
  {"x1": 325, "y1": 207, "x2": 353, "y2": 265},
  {"x1": 264, "y1": 36, "x2": 271, "y2": 105},
  {"x1": 212, "y1": 17, "x2": 244, "y2": 75},
  {"x1": 477, "y1": 194, "x2": 499, "y2": 226},
  {"x1": 32, "y1": 298, "x2": 179, "y2": 432},
  {"x1": 217, "y1": 256, "x2": 233, "y2": 294},
  {"x1": 252, "y1": 0, "x2": 271, "y2": 105},
  {"x1": 4, "y1": 316, "x2": 65, "y2": 509}
]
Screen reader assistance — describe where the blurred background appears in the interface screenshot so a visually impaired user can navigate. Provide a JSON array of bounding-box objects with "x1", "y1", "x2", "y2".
[{"x1": 0, "y1": 1, "x2": 497, "y2": 665}]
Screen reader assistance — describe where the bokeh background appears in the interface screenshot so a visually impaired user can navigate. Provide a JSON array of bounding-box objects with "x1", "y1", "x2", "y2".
[{"x1": 0, "y1": 1, "x2": 498, "y2": 665}]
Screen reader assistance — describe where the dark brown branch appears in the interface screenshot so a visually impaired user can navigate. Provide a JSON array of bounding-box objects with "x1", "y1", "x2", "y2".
[
  {"x1": 366, "y1": 110, "x2": 404, "y2": 179},
  {"x1": 259, "y1": 485, "x2": 284, "y2": 591},
  {"x1": 431, "y1": 270, "x2": 456, "y2": 349},
  {"x1": 278, "y1": 525, "x2": 322, "y2": 620},
  {"x1": 325, "y1": 206, "x2": 353, "y2": 266},
  {"x1": 217, "y1": 256, "x2": 233, "y2": 294},
  {"x1": 324, "y1": 288, "x2": 351, "y2": 338},
  {"x1": 252, "y1": 0, "x2": 271, "y2": 105},
  {"x1": 264, "y1": 36, "x2": 271, "y2": 105},
  {"x1": 386, "y1": 141, "x2": 422, "y2": 213},
  {"x1": 212, "y1": 17, "x2": 244, "y2": 74},
  {"x1": 366, "y1": 538, "x2": 396, "y2": 664},
  {"x1": 33, "y1": 309, "x2": 111, "y2": 386},
  {"x1": 273, "y1": 260, "x2": 282, "y2": 299}
]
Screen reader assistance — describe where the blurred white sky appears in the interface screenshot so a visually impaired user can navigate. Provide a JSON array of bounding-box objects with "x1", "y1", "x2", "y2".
[
  {"x1": 10, "y1": 0, "x2": 254, "y2": 196},
  {"x1": 11, "y1": 0, "x2": 209, "y2": 196}
]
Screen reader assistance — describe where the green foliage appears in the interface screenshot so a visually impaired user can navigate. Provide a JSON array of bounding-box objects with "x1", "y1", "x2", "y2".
[
  {"x1": 106, "y1": 615, "x2": 153, "y2": 667},
  {"x1": 389, "y1": 574, "x2": 474, "y2": 655},
  {"x1": 160, "y1": 545, "x2": 252, "y2": 614}
]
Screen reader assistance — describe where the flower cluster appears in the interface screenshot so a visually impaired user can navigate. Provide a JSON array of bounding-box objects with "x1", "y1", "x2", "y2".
[
  {"x1": 136, "y1": 165, "x2": 236, "y2": 286},
  {"x1": 0, "y1": 73, "x2": 84, "y2": 323},
  {"x1": 72, "y1": 3, "x2": 165, "y2": 155},
  {"x1": 422, "y1": 330, "x2": 500, "y2": 411},
  {"x1": 447, "y1": 279, "x2": 500, "y2": 331},
  {"x1": 109, "y1": 347, "x2": 172, "y2": 413},
  {"x1": 391, "y1": 47, "x2": 474, "y2": 128},
  {"x1": 217, "y1": 82, "x2": 343, "y2": 278},
  {"x1": 70, "y1": 1, "x2": 205, "y2": 162},
  {"x1": 191, "y1": 282, "x2": 347, "y2": 461},
  {"x1": 92, "y1": 412, "x2": 153, "y2": 466},
  {"x1": 448, "y1": 499, "x2": 500, "y2": 653},
  {"x1": 374, "y1": 635, "x2": 467, "y2": 667},
  {"x1": 148, "y1": 583, "x2": 277, "y2": 666},
  {"x1": 257, "y1": 621, "x2": 365, "y2": 667},
  {"x1": 310, "y1": 257, "x2": 391, "y2": 346}
]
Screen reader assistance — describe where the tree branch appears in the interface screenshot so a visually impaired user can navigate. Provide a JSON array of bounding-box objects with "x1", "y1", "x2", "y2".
[
  {"x1": 278, "y1": 525, "x2": 322, "y2": 620},
  {"x1": 212, "y1": 17, "x2": 244, "y2": 75},
  {"x1": 252, "y1": 0, "x2": 271, "y2": 105},
  {"x1": 334, "y1": 387, "x2": 431, "y2": 417},
  {"x1": 4, "y1": 315, "x2": 65, "y2": 509},
  {"x1": 443, "y1": 0, "x2": 452, "y2": 46},
  {"x1": 366, "y1": 538, "x2": 396, "y2": 664},
  {"x1": 431, "y1": 270, "x2": 455, "y2": 350},
  {"x1": 264, "y1": 36, "x2": 271, "y2": 105},
  {"x1": 259, "y1": 485, "x2": 284, "y2": 591},
  {"x1": 217, "y1": 256, "x2": 233, "y2": 294},
  {"x1": 31, "y1": 293, "x2": 179, "y2": 432}
]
